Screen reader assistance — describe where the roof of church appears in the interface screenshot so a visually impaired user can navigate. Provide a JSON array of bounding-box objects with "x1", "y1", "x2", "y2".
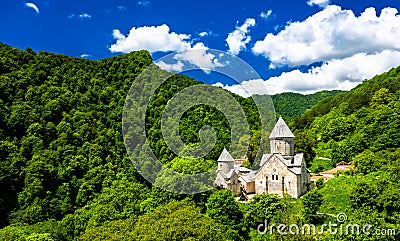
[
  {"x1": 217, "y1": 148, "x2": 235, "y2": 162},
  {"x1": 234, "y1": 166, "x2": 252, "y2": 173},
  {"x1": 293, "y1": 153, "x2": 304, "y2": 166},
  {"x1": 239, "y1": 171, "x2": 256, "y2": 182},
  {"x1": 257, "y1": 153, "x2": 309, "y2": 176},
  {"x1": 269, "y1": 116, "x2": 295, "y2": 138}
]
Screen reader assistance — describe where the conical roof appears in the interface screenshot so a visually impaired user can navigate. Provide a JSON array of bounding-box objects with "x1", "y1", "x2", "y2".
[
  {"x1": 217, "y1": 148, "x2": 235, "y2": 162},
  {"x1": 269, "y1": 116, "x2": 295, "y2": 138}
]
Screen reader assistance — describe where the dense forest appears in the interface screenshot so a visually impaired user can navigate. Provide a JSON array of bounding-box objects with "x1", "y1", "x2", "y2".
[
  {"x1": 0, "y1": 43, "x2": 399, "y2": 240},
  {"x1": 268, "y1": 90, "x2": 343, "y2": 119},
  {"x1": 288, "y1": 65, "x2": 400, "y2": 240}
]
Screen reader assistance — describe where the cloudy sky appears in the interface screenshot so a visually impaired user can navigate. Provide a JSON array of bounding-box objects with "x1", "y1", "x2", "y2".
[{"x1": 1, "y1": 0, "x2": 400, "y2": 95}]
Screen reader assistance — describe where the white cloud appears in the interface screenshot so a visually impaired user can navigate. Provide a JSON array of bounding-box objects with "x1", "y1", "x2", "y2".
[
  {"x1": 138, "y1": 1, "x2": 151, "y2": 7},
  {"x1": 214, "y1": 79, "x2": 269, "y2": 98},
  {"x1": 110, "y1": 24, "x2": 194, "y2": 53},
  {"x1": 68, "y1": 13, "x2": 92, "y2": 20},
  {"x1": 198, "y1": 30, "x2": 217, "y2": 38},
  {"x1": 174, "y1": 43, "x2": 225, "y2": 74},
  {"x1": 216, "y1": 50, "x2": 400, "y2": 96},
  {"x1": 25, "y1": 2, "x2": 39, "y2": 14},
  {"x1": 226, "y1": 18, "x2": 256, "y2": 55},
  {"x1": 253, "y1": 6, "x2": 400, "y2": 66},
  {"x1": 156, "y1": 43, "x2": 227, "y2": 74},
  {"x1": 79, "y1": 13, "x2": 92, "y2": 19},
  {"x1": 80, "y1": 54, "x2": 91, "y2": 58},
  {"x1": 199, "y1": 31, "x2": 209, "y2": 37},
  {"x1": 260, "y1": 10, "x2": 273, "y2": 19},
  {"x1": 307, "y1": 0, "x2": 330, "y2": 8},
  {"x1": 157, "y1": 60, "x2": 185, "y2": 72},
  {"x1": 110, "y1": 25, "x2": 223, "y2": 73}
]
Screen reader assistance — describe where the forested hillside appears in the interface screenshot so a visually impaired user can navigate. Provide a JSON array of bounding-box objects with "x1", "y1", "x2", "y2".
[
  {"x1": 0, "y1": 43, "x2": 399, "y2": 241},
  {"x1": 0, "y1": 43, "x2": 269, "y2": 240},
  {"x1": 293, "y1": 66, "x2": 400, "y2": 171},
  {"x1": 290, "y1": 65, "x2": 400, "y2": 240},
  {"x1": 269, "y1": 90, "x2": 343, "y2": 119},
  {"x1": 293, "y1": 67, "x2": 400, "y2": 130}
]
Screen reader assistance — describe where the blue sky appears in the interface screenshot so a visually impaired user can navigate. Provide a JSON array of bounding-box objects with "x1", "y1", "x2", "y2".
[{"x1": 1, "y1": 0, "x2": 400, "y2": 95}]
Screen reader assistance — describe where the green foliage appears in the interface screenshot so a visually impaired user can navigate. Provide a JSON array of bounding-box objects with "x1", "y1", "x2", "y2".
[
  {"x1": 205, "y1": 190, "x2": 242, "y2": 227},
  {"x1": 294, "y1": 132, "x2": 316, "y2": 166},
  {"x1": 146, "y1": 74, "x2": 264, "y2": 164},
  {"x1": 166, "y1": 156, "x2": 215, "y2": 174},
  {"x1": 257, "y1": 90, "x2": 344, "y2": 119},
  {"x1": 0, "y1": 43, "x2": 154, "y2": 228},
  {"x1": 370, "y1": 87, "x2": 396, "y2": 108},
  {"x1": 349, "y1": 172, "x2": 400, "y2": 217},
  {"x1": 0, "y1": 220, "x2": 63, "y2": 241},
  {"x1": 131, "y1": 200, "x2": 227, "y2": 241},
  {"x1": 66, "y1": 178, "x2": 148, "y2": 236},
  {"x1": 242, "y1": 194, "x2": 283, "y2": 233},
  {"x1": 301, "y1": 189, "x2": 323, "y2": 223},
  {"x1": 301, "y1": 85, "x2": 400, "y2": 176},
  {"x1": 25, "y1": 233, "x2": 55, "y2": 241},
  {"x1": 0, "y1": 43, "x2": 269, "y2": 240},
  {"x1": 241, "y1": 159, "x2": 252, "y2": 169},
  {"x1": 308, "y1": 157, "x2": 336, "y2": 173},
  {"x1": 315, "y1": 177, "x2": 324, "y2": 189},
  {"x1": 316, "y1": 174, "x2": 354, "y2": 215},
  {"x1": 1, "y1": 42, "x2": 400, "y2": 241},
  {"x1": 77, "y1": 218, "x2": 137, "y2": 241},
  {"x1": 330, "y1": 142, "x2": 353, "y2": 163},
  {"x1": 294, "y1": 66, "x2": 400, "y2": 130}
]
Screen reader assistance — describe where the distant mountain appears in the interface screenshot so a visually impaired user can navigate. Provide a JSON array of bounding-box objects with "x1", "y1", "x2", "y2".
[{"x1": 252, "y1": 90, "x2": 344, "y2": 119}]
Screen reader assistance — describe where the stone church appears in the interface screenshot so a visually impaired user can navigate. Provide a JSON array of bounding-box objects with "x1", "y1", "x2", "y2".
[{"x1": 215, "y1": 116, "x2": 311, "y2": 198}]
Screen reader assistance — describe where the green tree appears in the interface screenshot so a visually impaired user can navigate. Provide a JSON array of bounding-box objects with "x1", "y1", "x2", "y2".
[
  {"x1": 77, "y1": 218, "x2": 136, "y2": 241},
  {"x1": 370, "y1": 88, "x2": 396, "y2": 108},
  {"x1": 294, "y1": 132, "x2": 316, "y2": 165},
  {"x1": 242, "y1": 194, "x2": 283, "y2": 233},
  {"x1": 132, "y1": 200, "x2": 226, "y2": 241},
  {"x1": 205, "y1": 190, "x2": 242, "y2": 227},
  {"x1": 331, "y1": 142, "x2": 352, "y2": 163},
  {"x1": 25, "y1": 233, "x2": 55, "y2": 241},
  {"x1": 241, "y1": 159, "x2": 252, "y2": 169},
  {"x1": 301, "y1": 189, "x2": 323, "y2": 223}
]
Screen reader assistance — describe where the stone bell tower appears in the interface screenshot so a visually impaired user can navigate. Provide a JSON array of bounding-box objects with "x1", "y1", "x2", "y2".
[
  {"x1": 269, "y1": 116, "x2": 295, "y2": 157},
  {"x1": 217, "y1": 147, "x2": 235, "y2": 174}
]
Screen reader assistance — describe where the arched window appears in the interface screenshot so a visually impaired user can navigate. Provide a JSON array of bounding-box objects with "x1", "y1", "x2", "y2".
[{"x1": 272, "y1": 169, "x2": 278, "y2": 181}]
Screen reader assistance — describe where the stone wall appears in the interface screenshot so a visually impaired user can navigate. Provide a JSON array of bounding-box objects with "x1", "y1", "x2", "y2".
[{"x1": 254, "y1": 155, "x2": 299, "y2": 198}]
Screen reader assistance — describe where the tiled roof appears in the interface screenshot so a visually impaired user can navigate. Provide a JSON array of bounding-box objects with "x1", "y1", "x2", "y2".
[
  {"x1": 292, "y1": 153, "x2": 303, "y2": 166},
  {"x1": 235, "y1": 166, "x2": 252, "y2": 173},
  {"x1": 269, "y1": 116, "x2": 295, "y2": 138},
  {"x1": 259, "y1": 154, "x2": 273, "y2": 167},
  {"x1": 239, "y1": 171, "x2": 256, "y2": 183},
  {"x1": 310, "y1": 175, "x2": 324, "y2": 182},
  {"x1": 217, "y1": 147, "x2": 234, "y2": 162}
]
